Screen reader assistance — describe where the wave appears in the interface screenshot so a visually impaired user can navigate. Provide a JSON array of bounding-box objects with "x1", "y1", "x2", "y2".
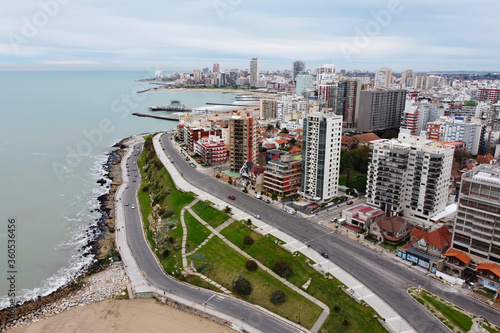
[{"x1": 0, "y1": 151, "x2": 114, "y2": 310}]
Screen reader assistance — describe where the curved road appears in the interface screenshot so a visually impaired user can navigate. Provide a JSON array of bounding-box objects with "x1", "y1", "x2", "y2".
[
  {"x1": 159, "y1": 132, "x2": 500, "y2": 333},
  {"x1": 122, "y1": 144, "x2": 303, "y2": 333}
]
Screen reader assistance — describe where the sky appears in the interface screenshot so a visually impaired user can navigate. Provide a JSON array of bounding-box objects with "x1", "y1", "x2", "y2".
[{"x1": 1, "y1": 0, "x2": 499, "y2": 73}]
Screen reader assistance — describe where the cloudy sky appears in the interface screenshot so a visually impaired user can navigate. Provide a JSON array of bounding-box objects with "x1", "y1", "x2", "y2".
[{"x1": 1, "y1": 0, "x2": 499, "y2": 72}]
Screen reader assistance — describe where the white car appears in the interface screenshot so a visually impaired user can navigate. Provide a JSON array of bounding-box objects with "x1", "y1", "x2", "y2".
[{"x1": 131, "y1": 205, "x2": 135, "y2": 209}]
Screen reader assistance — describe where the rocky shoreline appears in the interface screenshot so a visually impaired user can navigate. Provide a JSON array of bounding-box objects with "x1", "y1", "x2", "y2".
[
  {"x1": 1, "y1": 263, "x2": 129, "y2": 332},
  {"x1": 0, "y1": 138, "x2": 130, "y2": 331}
]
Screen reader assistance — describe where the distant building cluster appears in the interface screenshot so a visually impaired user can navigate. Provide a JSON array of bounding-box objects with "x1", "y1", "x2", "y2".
[{"x1": 172, "y1": 59, "x2": 500, "y2": 292}]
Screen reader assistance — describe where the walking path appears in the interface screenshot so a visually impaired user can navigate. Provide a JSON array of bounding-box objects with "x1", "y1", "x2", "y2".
[
  {"x1": 154, "y1": 133, "x2": 417, "y2": 333},
  {"x1": 185, "y1": 206, "x2": 330, "y2": 332}
]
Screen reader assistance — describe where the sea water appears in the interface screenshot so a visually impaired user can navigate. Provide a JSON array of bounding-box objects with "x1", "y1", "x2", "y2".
[{"x1": 0, "y1": 70, "x2": 239, "y2": 308}]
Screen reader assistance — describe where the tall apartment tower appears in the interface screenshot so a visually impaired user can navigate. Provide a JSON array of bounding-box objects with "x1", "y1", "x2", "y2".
[
  {"x1": 250, "y1": 58, "x2": 259, "y2": 88},
  {"x1": 299, "y1": 112, "x2": 343, "y2": 203},
  {"x1": 260, "y1": 99, "x2": 277, "y2": 119},
  {"x1": 401, "y1": 70, "x2": 414, "y2": 88},
  {"x1": 229, "y1": 112, "x2": 257, "y2": 172},
  {"x1": 357, "y1": 89, "x2": 406, "y2": 132},
  {"x1": 292, "y1": 61, "x2": 306, "y2": 81},
  {"x1": 336, "y1": 79, "x2": 361, "y2": 129},
  {"x1": 374, "y1": 67, "x2": 392, "y2": 88},
  {"x1": 367, "y1": 133, "x2": 454, "y2": 226},
  {"x1": 452, "y1": 164, "x2": 500, "y2": 263},
  {"x1": 213, "y1": 63, "x2": 220, "y2": 73}
]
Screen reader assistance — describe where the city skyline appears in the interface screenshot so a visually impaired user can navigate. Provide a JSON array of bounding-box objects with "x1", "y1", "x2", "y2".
[{"x1": 1, "y1": 0, "x2": 500, "y2": 72}]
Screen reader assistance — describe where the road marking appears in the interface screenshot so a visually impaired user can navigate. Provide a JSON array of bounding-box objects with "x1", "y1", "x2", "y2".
[
  {"x1": 304, "y1": 230, "x2": 335, "y2": 244},
  {"x1": 204, "y1": 294, "x2": 216, "y2": 304}
]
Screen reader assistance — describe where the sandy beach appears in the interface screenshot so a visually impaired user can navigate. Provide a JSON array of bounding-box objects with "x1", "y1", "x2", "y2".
[{"x1": 8, "y1": 298, "x2": 235, "y2": 333}]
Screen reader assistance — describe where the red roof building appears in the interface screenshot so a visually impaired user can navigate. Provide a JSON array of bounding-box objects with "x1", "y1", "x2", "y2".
[
  {"x1": 370, "y1": 215, "x2": 412, "y2": 243},
  {"x1": 409, "y1": 225, "x2": 452, "y2": 257}
]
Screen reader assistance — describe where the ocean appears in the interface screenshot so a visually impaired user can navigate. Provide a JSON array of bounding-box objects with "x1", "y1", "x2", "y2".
[{"x1": 0, "y1": 71, "x2": 240, "y2": 308}]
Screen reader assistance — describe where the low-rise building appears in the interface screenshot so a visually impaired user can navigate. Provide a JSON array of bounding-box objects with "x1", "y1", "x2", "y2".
[
  {"x1": 263, "y1": 155, "x2": 302, "y2": 197},
  {"x1": 342, "y1": 204, "x2": 384, "y2": 230},
  {"x1": 442, "y1": 248, "x2": 474, "y2": 280},
  {"x1": 193, "y1": 135, "x2": 227, "y2": 165},
  {"x1": 476, "y1": 263, "x2": 500, "y2": 300},
  {"x1": 370, "y1": 215, "x2": 412, "y2": 243}
]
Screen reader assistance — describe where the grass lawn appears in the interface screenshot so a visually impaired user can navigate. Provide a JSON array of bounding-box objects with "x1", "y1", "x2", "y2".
[
  {"x1": 184, "y1": 210, "x2": 211, "y2": 252},
  {"x1": 220, "y1": 223, "x2": 386, "y2": 332},
  {"x1": 420, "y1": 290, "x2": 473, "y2": 332},
  {"x1": 191, "y1": 200, "x2": 229, "y2": 228},
  {"x1": 189, "y1": 236, "x2": 322, "y2": 329}
]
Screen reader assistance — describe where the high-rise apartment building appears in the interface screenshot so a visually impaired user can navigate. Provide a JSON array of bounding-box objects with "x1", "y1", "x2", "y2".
[
  {"x1": 477, "y1": 89, "x2": 500, "y2": 105},
  {"x1": 357, "y1": 89, "x2": 406, "y2": 132},
  {"x1": 425, "y1": 117, "x2": 482, "y2": 155},
  {"x1": 292, "y1": 61, "x2": 306, "y2": 81},
  {"x1": 336, "y1": 80, "x2": 361, "y2": 129},
  {"x1": 374, "y1": 67, "x2": 392, "y2": 88},
  {"x1": 299, "y1": 112, "x2": 342, "y2": 203},
  {"x1": 250, "y1": 58, "x2": 259, "y2": 88},
  {"x1": 229, "y1": 112, "x2": 257, "y2": 172},
  {"x1": 367, "y1": 133, "x2": 454, "y2": 226},
  {"x1": 452, "y1": 164, "x2": 500, "y2": 263},
  {"x1": 260, "y1": 99, "x2": 277, "y2": 119},
  {"x1": 401, "y1": 70, "x2": 414, "y2": 88},
  {"x1": 295, "y1": 72, "x2": 314, "y2": 96}
]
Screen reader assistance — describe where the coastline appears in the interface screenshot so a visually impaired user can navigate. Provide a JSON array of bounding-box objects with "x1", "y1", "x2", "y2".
[{"x1": 0, "y1": 139, "x2": 128, "y2": 331}]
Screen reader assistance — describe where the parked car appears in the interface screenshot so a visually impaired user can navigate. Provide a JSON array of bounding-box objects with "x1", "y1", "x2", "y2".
[
  {"x1": 242, "y1": 189, "x2": 248, "y2": 193},
  {"x1": 346, "y1": 200, "x2": 354, "y2": 205},
  {"x1": 228, "y1": 195, "x2": 235, "y2": 200},
  {"x1": 321, "y1": 252, "x2": 329, "y2": 259},
  {"x1": 254, "y1": 194, "x2": 262, "y2": 199},
  {"x1": 262, "y1": 197, "x2": 271, "y2": 203},
  {"x1": 254, "y1": 214, "x2": 260, "y2": 219}
]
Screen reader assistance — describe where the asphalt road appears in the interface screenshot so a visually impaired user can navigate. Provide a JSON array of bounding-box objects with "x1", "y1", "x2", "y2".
[
  {"x1": 121, "y1": 143, "x2": 303, "y2": 333},
  {"x1": 160, "y1": 132, "x2": 500, "y2": 333}
]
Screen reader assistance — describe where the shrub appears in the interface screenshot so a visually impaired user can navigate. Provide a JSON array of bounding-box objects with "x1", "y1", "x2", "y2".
[
  {"x1": 274, "y1": 260, "x2": 293, "y2": 277},
  {"x1": 232, "y1": 276, "x2": 252, "y2": 295},
  {"x1": 246, "y1": 219, "x2": 252, "y2": 226},
  {"x1": 245, "y1": 259, "x2": 258, "y2": 271},
  {"x1": 334, "y1": 305, "x2": 340, "y2": 312},
  {"x1": 161, "y1": 249, "x2": 170, "y2": 259},
  {"x1": 161, "y1": 209, "x2": 174, "y2": 219},
  {"x1": 342, "y1": 319, "x2": 350, "y2": 327},
  {"x1": 142, "y1": 185, "x2": 149, "y2": 192},
  {"x1": 270, "y1": 289, "x2": 286, "y2": 305},
  {"x1": 243, "y1": 235, "x2": 254, "y2": 246}
]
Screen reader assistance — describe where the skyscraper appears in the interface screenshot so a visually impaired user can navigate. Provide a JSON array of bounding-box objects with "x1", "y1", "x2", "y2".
[
  {"x1": 299, "y1": 112, "x2": 342, "y2": 203},
  {"x1": 229, "y1": 112, "x2": 257, "y2": 172},
  {"x1": 336, "y1": 79, "x2": 361, "y2": 129},
  {"x1": 452, "y1": 164, "x2": 500, "y2": 263},
  {"x1": 292, "y1": 61, "x2": 306, "y2": 81},
  {"x1": 357, "y1": 89, "x2": 406, "y2": 132},
  {"x1": 250, "y1": 58, "x2": 259, "y2": 88},
  {"x1": 366, "y1": 133, "x2": 454, "y2": 226},
  {"x1": 213, "y1": 63, "x2": 220, "y2": 73},
  {"x1": 374, "y1": 67, "x2": 393, "y2": 88}
]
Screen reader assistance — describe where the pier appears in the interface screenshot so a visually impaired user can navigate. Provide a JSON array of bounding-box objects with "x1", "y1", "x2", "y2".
[{"x1": 132, "y1": 113, "x2": 178, "y2": 121}]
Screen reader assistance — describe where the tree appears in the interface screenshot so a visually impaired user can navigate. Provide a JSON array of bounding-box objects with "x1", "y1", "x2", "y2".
[
  {"x1": 223, "y1": 206, "x2": 232, "y2": 214},
  {"x1": 245, "y1": 259, "x2": 258, "y2": 271},
  {"x1": 266, "y1": 124, "x2": 274, "y2": 132},
  {"x1": 270, "y1": 290, "x2": 286, "y2": 305},
  {"x1": 288, "y1": 138, "x2": 297, "y2": 146},
  {"x1": 280, "y1": 128, "x2": 289, "y2": 134},
  {"x1": 243, "y1": 235, "x2": 254, "y2": 245},
  {"x1": 233, "y1": 276, "x2": 252, "y2": 295},
  {"x1": 274, "y1": 260, "x2": 293, "y2": 277}
]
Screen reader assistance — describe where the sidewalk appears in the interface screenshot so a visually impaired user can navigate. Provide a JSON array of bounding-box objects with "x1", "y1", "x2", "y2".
[{"x1": 154, "y1": 133, "x2": 416, "y2": 333}]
